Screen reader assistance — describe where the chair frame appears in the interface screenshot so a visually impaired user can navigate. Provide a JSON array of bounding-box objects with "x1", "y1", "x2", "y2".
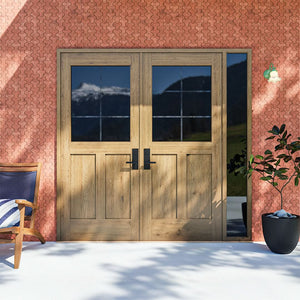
[{"x1": 0, "y1": 162, "x2": 45, "y2": 268}]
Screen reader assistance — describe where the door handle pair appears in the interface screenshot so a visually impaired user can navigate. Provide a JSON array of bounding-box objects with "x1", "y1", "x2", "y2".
[{"x1": 126, "y1": 148, "x2": 156, "y2": 170}]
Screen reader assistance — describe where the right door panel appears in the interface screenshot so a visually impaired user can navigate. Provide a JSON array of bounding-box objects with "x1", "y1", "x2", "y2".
[{"x1": 140, "y1": 53, "x2": 222, "y2": 241}]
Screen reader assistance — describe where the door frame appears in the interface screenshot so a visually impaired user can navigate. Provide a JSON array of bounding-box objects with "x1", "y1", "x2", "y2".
[{"x1": 57, "y1": 48, "x2": 252, "y2": 241}]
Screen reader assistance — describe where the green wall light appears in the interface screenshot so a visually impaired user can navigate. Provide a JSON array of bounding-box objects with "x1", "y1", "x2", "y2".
[{"x1": 264, "y1": 63, "x2": 281, "y2": 83}]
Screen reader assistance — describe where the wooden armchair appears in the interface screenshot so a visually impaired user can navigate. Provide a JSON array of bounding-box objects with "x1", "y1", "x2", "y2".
[{"x1": 0, "y1": 163, "x2": 45, "y2": 268}]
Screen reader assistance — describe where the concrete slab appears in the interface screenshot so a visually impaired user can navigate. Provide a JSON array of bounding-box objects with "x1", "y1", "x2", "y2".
[{"x1": 0, "y1": 242, "x2": 299, "y2": 300}]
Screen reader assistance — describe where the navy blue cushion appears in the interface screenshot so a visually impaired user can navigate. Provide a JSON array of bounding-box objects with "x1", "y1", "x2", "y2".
[
  {"x1": 0, "y1": 171, "x2": 36, "y2": 216},
  {"x1": 0, "y1": 199, "x2": 20, "y2": 228}
]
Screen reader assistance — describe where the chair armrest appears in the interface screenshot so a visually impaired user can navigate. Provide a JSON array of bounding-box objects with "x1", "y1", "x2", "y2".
[{"x1": 15, "y1": 199, "x2": 37, "y2": 209}]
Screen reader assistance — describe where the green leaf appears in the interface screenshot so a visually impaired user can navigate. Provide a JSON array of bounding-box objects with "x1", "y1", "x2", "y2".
[
  {"x1": 271, "y1": 125, "x2": 280, "y2": 135},
  {"x1": 295, "y1": 157, "x2": 300, "y2": 163},
  {"x1": 277, "y1": 154, "x2": 287, "y2": 158},
  {"x1": 275, "y1": 159, "x2": 281, "y2": 166},
  {"x1": 279, "y1": 124, "x2": 286, "y2": 134},
  {"x1": 255, "y1": 155, "x2": 263, "y2": 160},
  {"x1": 278, "y1": 168, "x2": 288, "y2": 173},
  {"x1": 275, "y1": 144, "x2": 285, "y2": 151},
  {"x1": 264, "y1": 154, "x2": 273, "y2": 160},
  {"x1": 282, "y1": 131, "x2": 287, "y2": 139},
  {"x1": 260, "y1": 176, "x2": 272, "y2": 181},
  {"x1": 278, "y1": 175, "x2": 288, "y2": 180},
  {"x1": 284, "y1": 156, "x2": 292, "y2": 163},
  {"x1": 264, "y1": 150, "x2": 272, "y2": 155},
  {"x1": 249, "y1": 154, "x2": 254, "y2": 164},
  {"x1": 266, "y1": 136, "x2": 276, "y2": 140},
  {"x1": 295, "y1": 177, "x2": 299, "y2": 186},
  {"x1": 271, "y1": 182, "x2": 278, "y2": 187}
]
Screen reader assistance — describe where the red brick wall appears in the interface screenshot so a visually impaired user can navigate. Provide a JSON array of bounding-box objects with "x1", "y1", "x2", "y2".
[{"x1": 1, "y1": 0, "x2": 299, "y2": 241}]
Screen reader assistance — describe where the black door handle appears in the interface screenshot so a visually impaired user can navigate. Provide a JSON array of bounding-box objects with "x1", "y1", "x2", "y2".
[
  {"x1": 144, "y1": 148, "x2": 156, "y2": 170},
  {"x1": 126, "y1": 149, "x2": 138, "y2": 170}
]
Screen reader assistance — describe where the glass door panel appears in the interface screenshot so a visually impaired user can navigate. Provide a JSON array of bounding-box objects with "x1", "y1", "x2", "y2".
[
  {"x1": 152, "y1": 66, "x2": 212, "y2": 142},
  {"x1": 71, "y1": 66, "x2": 131, "y2": 141}
]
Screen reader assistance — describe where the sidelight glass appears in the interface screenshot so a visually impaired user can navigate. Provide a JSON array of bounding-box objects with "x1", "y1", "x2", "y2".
[
  {"x1": 152, "y1": 66, "x2": 211, "y2": 141},
  {"x1": 71, "y1": 66, "x2": 130, "y2": 141},
  {"x1": 226, "y1": 53, "x2": 248, "y2": 237}
]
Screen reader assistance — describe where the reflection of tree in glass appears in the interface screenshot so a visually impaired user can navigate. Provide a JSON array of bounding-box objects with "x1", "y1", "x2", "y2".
[{"x1": 227, "y1": 137, "x2": 247, "y2": 176}]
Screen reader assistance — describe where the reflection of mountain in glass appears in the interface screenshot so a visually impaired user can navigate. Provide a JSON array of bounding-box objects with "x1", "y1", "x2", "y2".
[
  {"x1": 153, "y1": 76, "x2": 211, "y2": 117},
  {"x1": 71, "y1": 83, "x2": 130, "y2": 141},
  {"x1": 152, "y1": 75, "x2": 212, "y2": 141},
  {"x1": 72, "y1": 83, "x2": 130, "y2": 117}
]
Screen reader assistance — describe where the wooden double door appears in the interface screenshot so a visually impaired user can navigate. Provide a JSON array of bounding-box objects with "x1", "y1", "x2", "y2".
[{"x1": 58, "y1": 51, "x2": 222, "y2": 241}]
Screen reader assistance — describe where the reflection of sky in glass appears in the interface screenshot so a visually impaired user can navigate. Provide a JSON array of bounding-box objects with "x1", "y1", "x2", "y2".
[
  {"x1": 152, "y1": 66, "x2": 211, "y2": 94},
  {"x1": 227, "y1": 54, "x2": 247, "y2": 67},
  {"x1": 71, "y1": 66, "x2": 130, "y2": 90}
]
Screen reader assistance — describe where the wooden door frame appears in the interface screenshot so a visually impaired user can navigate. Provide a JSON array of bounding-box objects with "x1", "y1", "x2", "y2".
[{"x1": 57, "y1": 48, "x2": 252, "y2": 241}]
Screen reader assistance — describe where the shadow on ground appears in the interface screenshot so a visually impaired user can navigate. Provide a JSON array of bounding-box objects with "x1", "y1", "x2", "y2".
[
  {"x1": 87, "y1": 243, "x2": 300, "y2": 300},
  {"x1": 1, "y1": 242, "x2": 299, "y2": 299}
]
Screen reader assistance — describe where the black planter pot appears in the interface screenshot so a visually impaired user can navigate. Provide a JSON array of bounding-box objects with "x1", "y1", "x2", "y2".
[{"x1": 262, "y1": 213, "x2": 300, "y2": 254}]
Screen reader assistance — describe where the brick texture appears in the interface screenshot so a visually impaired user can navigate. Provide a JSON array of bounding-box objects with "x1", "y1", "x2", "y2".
[{"x1": 0, "y1": 0, "x2": 299, "y2": 241}]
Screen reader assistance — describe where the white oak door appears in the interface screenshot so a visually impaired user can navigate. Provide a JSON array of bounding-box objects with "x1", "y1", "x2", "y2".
[
  {"x1": 140, "y1": 53, "x2": 222, "y2": 240},
  {"x1": 59, "y1": 52, "x2": 140, "y2": 240},
  {"x1": 58, "y1": 51, "x2": 222, "y2": 241}
]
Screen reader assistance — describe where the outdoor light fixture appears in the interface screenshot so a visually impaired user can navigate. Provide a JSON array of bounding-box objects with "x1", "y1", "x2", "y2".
[{"x1": 263, "y1": 63, "x2": 281, "y2": 83}]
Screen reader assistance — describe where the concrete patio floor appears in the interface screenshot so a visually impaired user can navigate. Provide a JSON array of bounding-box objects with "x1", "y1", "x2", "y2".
[{"x1": 0, "y1": 242, "x2": 299, "y2": 300}]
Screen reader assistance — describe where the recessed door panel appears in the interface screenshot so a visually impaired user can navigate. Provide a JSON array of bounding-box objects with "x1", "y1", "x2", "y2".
[
  {"x1": 105, "y1": 154, "x2": 131, "y2": 219},
  {"x1": 151, "y1": 154, "x2": 177, "y2": 219},
  {"x1": 187, "y1": 154, "x2": 212, "y2": 219},
  {"x1": 70, "y1": 154, "x2": 96, "y2": 219}
]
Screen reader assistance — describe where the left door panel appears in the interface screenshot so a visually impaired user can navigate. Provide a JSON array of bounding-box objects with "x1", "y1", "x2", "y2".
[{"x1": 58, "y1": 52, "x2": 140, "y2": 240}]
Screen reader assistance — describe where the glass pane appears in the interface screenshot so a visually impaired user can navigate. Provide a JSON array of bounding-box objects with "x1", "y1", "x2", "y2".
[
  {"x1": 102, "y1": 118, "x2": 130, "y2": 141},
  {"x1": 152, "y1": 66, "x2": 211, "y2": 93},
  {"x1": 153, "y1": 118, "x2": 180, "y2": 141},
  {"x1": 226, "y1": 53, "x2": 248, "y2": 237},
  {"x1": 72, "y1": 118, "x2": 100, "y2": 141},
  {"x1": 102, "y1": 94, "x2": 130, "y2": 116},
  {"x1": 152, "y1": 66, "x2": 211, "y2": 141},
  {"x1": 183, "y1": 92, "x2": 211, "y2": 116},
  {"x1": 153, "y1": 93, "x2": 180, "y2": 116},
  {"x1": 71, "y1": 66, "x2": 130, "y2": 141},
  {"x1": 183, "y1": 118, "x2": 211, "y2": 141},
  {"x1": 182, "y1": 71, "x2": 211, "y2": 90}
]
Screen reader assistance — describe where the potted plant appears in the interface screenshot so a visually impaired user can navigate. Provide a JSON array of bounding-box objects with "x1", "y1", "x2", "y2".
[{"x1": 246, "y1": 124, "x2": 300, "y2": 254}]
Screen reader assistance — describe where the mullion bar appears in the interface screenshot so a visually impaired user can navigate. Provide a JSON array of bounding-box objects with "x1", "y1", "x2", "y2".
[
  {"x1": 152, "y1": 116, "x2": 211, "y2": 118},
  {"x1": 99, "y1": 96, "x2": 102, "y2": 141},
  {"x1": 163, "y1": 90, "x2": 211, "y2": 93},
  {"x1": 72, "y1": 116, "x2": 130, "y2": 118},
  {"x1": 180, "y1": 78, "x2": 183, "y2": 141}
]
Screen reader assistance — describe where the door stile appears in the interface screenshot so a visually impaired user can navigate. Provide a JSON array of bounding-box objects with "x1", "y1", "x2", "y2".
[
  {"x1": 211, "y1": 53, "x2": 222, "y2": 240},
  {"x1": 60, "y1": 53, "x2": 72, "y2": 240},
  {"x1": 140, "y1": 53, "x2": 152, "y2": 240},
  {"x1": 130, "y1": 53, "x2": 140, "y2": 240}
]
